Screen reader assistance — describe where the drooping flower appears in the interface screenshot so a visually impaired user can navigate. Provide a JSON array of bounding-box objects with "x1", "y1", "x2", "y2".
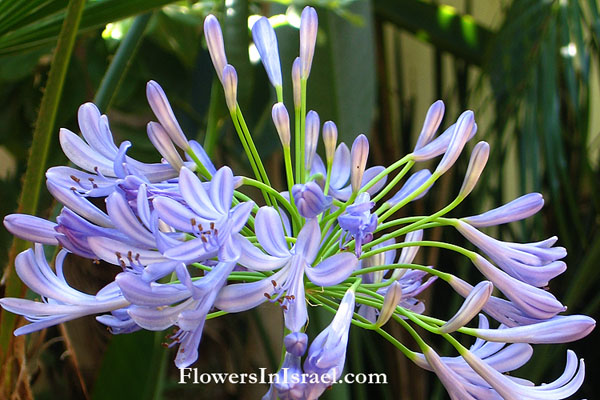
[
  {"x1": 0, "y1": 244, "x2": 130, "y2": 335},
  {"x1": 303, "y1": 287, "x2": 356, "y2": 399},
  {"x1": 116, "y1": 261, "x2": 236, "y2": 367},
  {"x1": 457, "y1": 220, "x2": 567, "y2": 287}
]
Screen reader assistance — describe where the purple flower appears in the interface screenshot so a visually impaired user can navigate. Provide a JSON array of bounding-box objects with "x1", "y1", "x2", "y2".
[
  {"x1": 338, "y1": 193, "x2": 377, "y2": 255},
  {"x1": 299, "y1": 7, "x2": 318, "y2": 78},
  {"x1": 146, "y1": 80, "x2": 190, "y2": 150},
  {"x1": 251, "y1": 17, "x2": 282, "y2": 88},
  {"x1": 470, "y1": 314, "x2": 595, "y2": 344},
  {"x1": 153, "y1": 166, "x2": 254, "y2": 263},
  {"x1": 303, "y1": 287, "x2": 355, "y2": 399},
  {"x1": 0, "y1": 245, "x2": 129, "y2": 335},
  {"x1": 310, "y1": 142, "x2": 386, "y2": 201},
  {"x1": 440, "y1": 281, "x2": 493, "y2": 333},
  {"x1": 457, "y1": 220, "x2": 567, "y2": 287},
  {"x1": 463, "y1": 193, "x2": 544, "y2": 227},
  {"x1": 470, "y1": 254, "x2": 565, "y2": 320},
  {"x1": 292, "y1": 182, "x2": 332, "y2": 219},
  {"x1": 116, "y1": 261, "x2": 237, "y2": 367},
  {"x1": 215, "y1": 207, "x2": 358, "y2": 332},
  {"x1": 386, "y1": 169, "x2": 432, "y2": 207},
  {"x1": 414, "y1": 100, "x2": 445, "y2": 151},
  {"x1": 3, "y1": 214, "x2": 59, "y2": 245},
  {"x1": 412, "y1": 315, "x2": 588, "y2": 400}
]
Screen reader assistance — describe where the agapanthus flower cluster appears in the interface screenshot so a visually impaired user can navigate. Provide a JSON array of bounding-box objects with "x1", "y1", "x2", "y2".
[{"x1": 1, "y1": 7, "x2": 595, "y2": 399}]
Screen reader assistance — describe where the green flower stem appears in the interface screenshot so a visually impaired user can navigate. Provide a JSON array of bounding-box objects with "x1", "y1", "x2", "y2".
[
  {"x1": 371, "y1": 161, "x2": 414, "y2": 203},
  {"x1": 229, "y1": 109, "x2": 272, "y2": 206},
  {"x1": 294, "y1": 105, "x2": 301, "y2": 183},
  {"x1": 203, "y1": 79, "x2": 227, "y2": 157},
  {"x1": 379, "y1": 173, "x2": 439, "y2": 222},
  {"x1": 186, "y1": 148, "x2": 213, "y2": 180},
  {"x1": 93, "y1": 12, "x2": 152, "y2": 111},
  {"x1": 206, "y1": 310, "x2": 229, "y2": 320},
  {"x1": 360, "y1": 240, "x2": 475, "y2": 261},
  {"x1": 242, "y1": 177, "x2": 302, "y2": 229},
  {"x1": 357, "y1": 287, "x2": 440, "y2": 338},
  {"x1": 235, "y1": 106, "x2": 274, "y2": 193},
  {"x1": 323, "y1": 157, "x2": 333, "y2": 195},
  {"x1": 299, "y1": 78, "x2": 308, "y2": 183},
  {"x1": 350, "y1": 263, "x2": 453, "y2": 282},
  {"x1": 283, "y1": 145, "x2": 296, "y2": 207},
  {"x1": 0, "y1": 0, "x2": 86, "y2": 389},
  {"x1": 363, "y1": 218, "x2": 453, "y2": 252},
  {"x1": 275, "y1": 84, "x2": 283, "y2": 103},
  {"x1": 360, "y1": 155, "x2": 412, "y2": 197}
]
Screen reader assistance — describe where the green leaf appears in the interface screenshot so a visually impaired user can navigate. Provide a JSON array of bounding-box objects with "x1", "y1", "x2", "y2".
[
  {"x1": 91, "y1": 330, "x2": 168, "y2": 400},
  {"x1": 0, "y1": 0, "x2": 87, "y2": 393},
  {"x1": 373, "y1": 0, "x2": 492, "y2": 65},
  {"x1": 0, "y1": 0, "x2": 179, "y2": 55}
]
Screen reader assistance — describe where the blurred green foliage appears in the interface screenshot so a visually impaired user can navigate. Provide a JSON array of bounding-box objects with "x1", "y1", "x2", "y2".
[{"x1": 0, "y1": 0, "x2": 597, "y2": 398}]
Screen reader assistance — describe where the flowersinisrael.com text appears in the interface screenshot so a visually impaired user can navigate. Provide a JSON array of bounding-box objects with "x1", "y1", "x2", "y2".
[{"x1": 178, "y1": 368, "x2": 388, "y2": 386}]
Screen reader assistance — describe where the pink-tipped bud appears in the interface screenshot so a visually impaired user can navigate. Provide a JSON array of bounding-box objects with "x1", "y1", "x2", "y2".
[
  {"x1": 376, "y1": 281, "x2": 402, "y2": 327},
  {"x1": 146, "y1": 80, "x2": 190, "y2": 150},
  {"x1": 292, "y1": 57, "x2": 302, "y2": 110},
  {"x1": 458, "y1": 141, "x2": 489, "y2": 198},
  {"x1": 299, "y1": 6, "x2": 318, "y2": 79},
  {"x1": 204, "y1": 15, "x2": 227, "y2": 82},
  {"x1": 434, "y1": 110, "x2": 475, "y2": 176},
  {"x1": 350, "y1": 134, "x2": 369, "y2": 192},
  {"x1": 222, "y1": 64, "x2": 238, "y2": 112},
  {"x1": 305, "y1": 110, "x2": 320, "y2": 170},
  {"x1": 272, "y1": 102, "x2": 291, "y2": 146},
  {"x1": 439, "y1": 281, "x2": 493, "y2": 333},
  {"x1": 323, "y1": 121, "x2": 338, "y2": 165},
  {"x1": 147, "y1": 122, "x2": 184, "y2": 170},
  {"x1": 414, "y1": 100, "x2": 445, "y2": 151}
]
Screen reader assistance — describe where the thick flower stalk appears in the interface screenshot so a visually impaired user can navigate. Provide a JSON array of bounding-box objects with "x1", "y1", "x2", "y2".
[{"x1": 0, "y1": 6, "x2": 594, "y2": 399}]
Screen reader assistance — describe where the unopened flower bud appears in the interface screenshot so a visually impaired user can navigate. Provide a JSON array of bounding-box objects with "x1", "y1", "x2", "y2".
[
  {"x1": 458, "y1": 141, "x2": 489, "y2": 198},
  {"x1": 414, "y1": 100, "x2": 444, "y2": 151},
  {"x1": 375, "y1": 281, "x2": 402, "y2": 327},
  {"x1": 272, "y1": 102, "x2": 291, "y2": 146},
  {"x1": 440, "y1": 281, "x2": 493, "y2": 333},
  {"x1": 299, "y1": 7, "x2": 318, "y2": 79},
  {"x1": 434, "y1": 110, "x2": 475, "y2": 175},
  {"x1": 323, "y1": 121, "x2": 337, "y2": 164},
  {"x1": 252, "y1": 17, "x2": 282, "y2": 88},
  {"x1": 386, "y1": 169, "x2": 432, "y2": 206},
  {"x1": 222, "y1": 64, "x2": 238, "y2": 112},
  {"x1": 305, "y1": 110, "x2": 320, "y2": 170},
  {"x1": 204, "y1": 15, "x2": 227, "y2": 82},
  {"x1": 284, "y1": 332, "x2": 308, "y2": 357},
  {"x1": 147, "y1": 122, "x2": 184, "y2": 170},
  {"x1": 292, "y1": 182, "x2": 332, "y2": 219},
  {"x1": 463, "y1": 193, "x2": 544, "y2": 228},
  {"x1": 146, "y1": 81, "x2": 190, "y2": 150},
  {"x1": 350, "y1": 134, "x2": 369, "y2": 192}
]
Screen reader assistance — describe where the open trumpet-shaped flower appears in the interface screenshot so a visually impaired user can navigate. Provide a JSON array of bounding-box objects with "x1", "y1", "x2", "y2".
[
  {"x1": 456, "y1": 220, "x2": 567, "y2": 287},
  {"x1": 153, "y1": 166, "x2": 254, "y2": 264},
  {"x1": 0, "y1": 245, "x2": 130, "y2": 335},
  {"x1": 215, "y1": 207, "x2": 358, "y2": 332},
  {"x1": 116, "y1": 261, "x2": 236, "y2": 368}
]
